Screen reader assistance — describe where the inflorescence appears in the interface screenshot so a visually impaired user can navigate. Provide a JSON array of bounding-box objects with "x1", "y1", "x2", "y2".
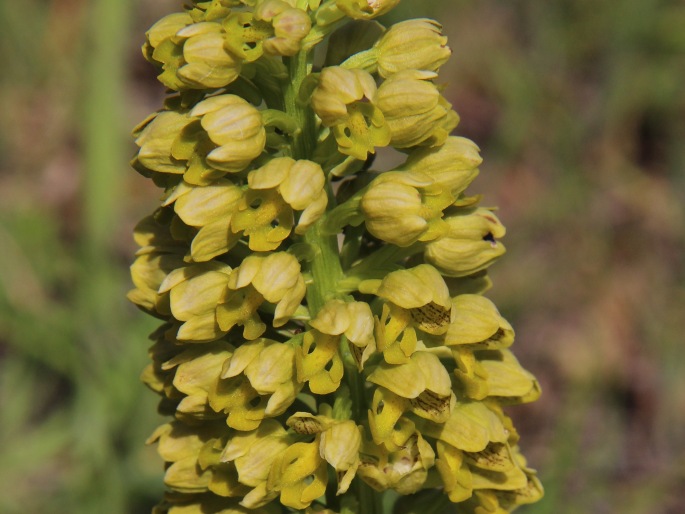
[{"x1": 129, "y1": 1, "x2": 543, "y2": 513}]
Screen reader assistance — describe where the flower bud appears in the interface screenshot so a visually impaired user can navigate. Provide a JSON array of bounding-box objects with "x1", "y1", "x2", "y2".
[
  {"x1": 190, "y1": 94, "x2": 266, "y2": 173},
  {"x1": 360, "y1": 171, "x2": 451, "y2": 247},
  {"x1": 376, "y1": 70, "x2": 459, "y2": 148},
  {"x1": 158, "y1": 263, "x2": 233, "y2": 342},
  {"x1": 256, "y1": 1, "x2": 312, "y2": 56},
  {"x1": 402, "y1": 136, "x2": 482, "y2": 195},
  {"x1": 335, "y1": 0, "x2": 400, "y2": 20},
  {"x1": 133, "y1": 110, "x2": 194, "y2": 176},
  {"x1": 176, "y1": 22, "x2": 242, "y2": 88},
  {"x1": 424, "y1": 207, "x2": 506, "y2": 277},
  {"x1": 375, "y1": 19, "x2": 450, "y2": 77},
  {"x1": 220, "y1": 419, "x2": 291, "y2": 508}
]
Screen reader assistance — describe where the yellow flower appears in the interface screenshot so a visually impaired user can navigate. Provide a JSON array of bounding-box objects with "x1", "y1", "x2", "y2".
[
  {"x1": 424, "y1": 207, "x2": 507, "y2": 277},
  {"x1": 376, "y1": 70, "x2": 459, "y2": 148},
  {"x1": 231, "y1": 157, "x2": 328, "y2": 250},
  {"x1": 368, "y1": 351, "x2": 454, "y2": 445},
  {"x1": 221, "y1": 419, "x2": 293, "y2": 508},
  {"x1": 364, "y1": 265, "x2": 451, "y2": 363},
  {"x1": 287, "y1": 412, "x2": 363, "y2": 494},
  {"x1": 357, "y1": 424, "x2": 435, "y2": 494},
  {"x1": 133, "y1": 110, "x2": 194, "y2": 176},
  {"x1": 402, "y1": 136, "x2": 482, "y2": 196},
  {"x1": 128, "y1": 214, "x2": 186, "y2": 316},
  {"x1": 320, "y1": 421, "x2": 362, "y2": 494},
  {"x1": 218, "y1": 252, "x2": 306, "y2": 338},
  {"x1": 375, "y1": 19, "x2": 451, "y2": 77},
  {"x1": 174, "y1": 21, "x2": 243, "y2": 88},
  {"x1": 163, "y1": 342, "x2": 234, "y2": 419},
  {"x1": 255, "y1": 0, "x2": 312, "y2": 56},
  {"x1": 335, "y1": 0, "x2": 400, "y2": 20},
  {"x1": 360, "y1": 171, "x2": 453, "y2": 247},
  {"x1": 159, "y1": 262, "x2": 233, "y2": 342},
  {"x1": 267, "y1": 440, "x2": 328, "y2": 509},
  {"x1": 311, "y1": 66, "x2": 391, "y2": 160},
  {"x1": 445, "y1": 295, "x2": 514, "y2": 350},
  {"x1": 166, "y1": 179, "x2": 244, "y2": 262},
  {"x1": 222, "y1": 3, "x2": 311, "y2": 62},
  {"x1": 190, "y1": 95, "x2": 266, "y2": 173},
  {"x1": 209, "y1": 339, "x2": 302, "y2": 430}
]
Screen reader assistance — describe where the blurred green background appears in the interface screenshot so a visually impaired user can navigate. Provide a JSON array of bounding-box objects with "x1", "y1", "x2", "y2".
[{"x1": 1, "y1": 0, "x2": 684, "y2": 512}]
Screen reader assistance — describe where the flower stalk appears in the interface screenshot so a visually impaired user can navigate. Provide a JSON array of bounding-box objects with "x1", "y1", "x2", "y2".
[{"x1": 130, "y1": 1, "x2": 543, "y2": 513}]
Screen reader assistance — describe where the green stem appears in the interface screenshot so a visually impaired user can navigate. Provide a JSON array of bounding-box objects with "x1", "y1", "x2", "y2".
[{"x1": 284, "y1": 46, "x2": 379, "y2": 514}]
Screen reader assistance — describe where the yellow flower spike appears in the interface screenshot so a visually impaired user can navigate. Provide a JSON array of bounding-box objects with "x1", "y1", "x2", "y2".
[
  {"x1": 375, "y1": 19, "x2": 451, "y2": 78},
  {"x1": 135, "y1": 0, "x2": 543, "y2": 510},
  {"x1": 435, "y1": 441, "x2": 474, "y2": 503},
  {"x1": 231, "y1": 189, "x2": 293, "y2": 251},
  {"x1": 424, "y1": 208, "x2": 507, "y2": 277},
  {"x1": 221, "y1": 420, "x2": 292, "y2": 508},
  {"x1": 376, "y1": 69, "x2": 459, "y2": 148},
  {"x1": 402, "y1": 136, "x2": 482, "y2": 196},
  {"x1": 311, "y1": 66, "x2": 391, "y2": 160},
  {"x1": 445, "y1": 295, "x2": 514, "y2": 350},
  {"x1": 190, "y1": 94, "x2": 266, "y2": 173},
  {"x1": 267, "y1": 441, "x2": 328, "y2": 509},
  {"x1": 319, "y1": 420, "x2": 363, "y2": 494}
]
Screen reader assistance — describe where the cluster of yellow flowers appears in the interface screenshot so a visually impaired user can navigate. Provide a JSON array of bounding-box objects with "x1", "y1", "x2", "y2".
[{"x1": 129, "y1": 1, "x2": 543, "y2": 513}]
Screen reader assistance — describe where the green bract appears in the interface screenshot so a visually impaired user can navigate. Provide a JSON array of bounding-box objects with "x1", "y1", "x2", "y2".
[{"x1": 131, "y1": 1, "x2": 542, "y2": 513}]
